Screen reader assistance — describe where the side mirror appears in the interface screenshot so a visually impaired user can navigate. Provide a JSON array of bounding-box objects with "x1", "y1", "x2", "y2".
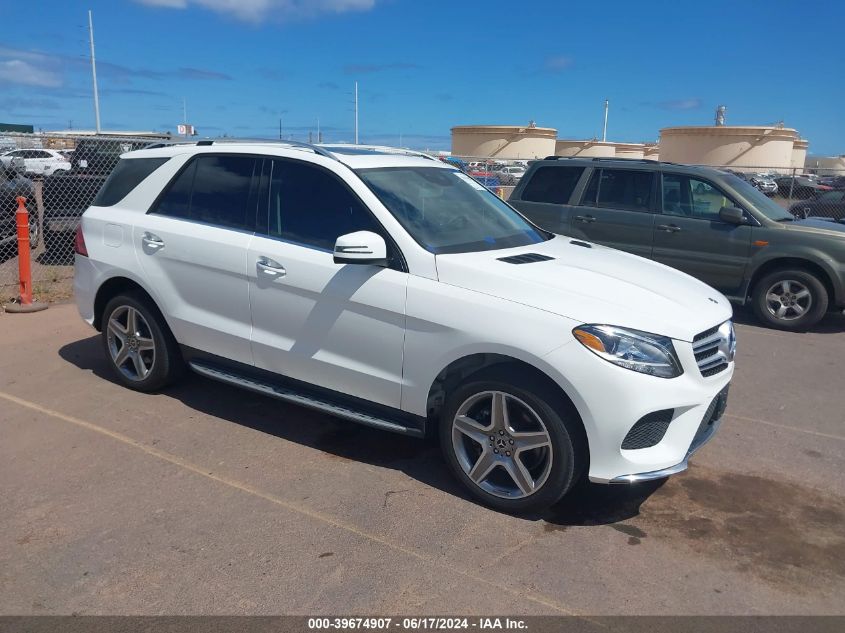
[
  {"x1": 333, "y1": 231, "x2": 387, "y2": 266},
  {"x1": 719, "y1": 206, "x2": 746, "y2": 225}
]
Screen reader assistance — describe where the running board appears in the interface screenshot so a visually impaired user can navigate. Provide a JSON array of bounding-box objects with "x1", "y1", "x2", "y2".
[{"x1": 188, "y1": 361, "x2": 419, "y2": 436}]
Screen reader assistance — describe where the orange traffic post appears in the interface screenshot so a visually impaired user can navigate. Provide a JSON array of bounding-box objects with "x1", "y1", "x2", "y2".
[{"x1": 3, "y1": 196, "x2": 47, "y2": 314}]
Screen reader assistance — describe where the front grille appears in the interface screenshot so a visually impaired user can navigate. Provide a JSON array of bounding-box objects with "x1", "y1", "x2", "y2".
[
  {"x1": 621, "y1": 409, "x2": 674, "y2": 450},
  {"x1": 497, "y1": 253, "x2": 555, "y2": 264},
  {"x1": 692, "y1": 322, "x2": 731, "y2": 377}
]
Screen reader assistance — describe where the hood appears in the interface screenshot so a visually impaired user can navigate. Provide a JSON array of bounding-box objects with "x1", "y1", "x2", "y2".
[
  {"x1": 435, "y1": 237, "x2": 732, "y2": 342},
  {"x1": 787, "y1": 218, "x2": 845, "y2": 234}
]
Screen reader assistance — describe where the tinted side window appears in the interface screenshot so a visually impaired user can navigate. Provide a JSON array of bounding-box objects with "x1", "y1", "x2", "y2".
[
  {"x1": 152, "y1": 159, "x2": 195, "y2": 220},
  {"x1": 662, "y1": 174, "x2": 735, "y2": 221},
  {"x1": 268, "y1": 159, "x2": 382, "y2": 250},
  {"x1": 190, "y1": 155, "x2": 257, "y2": 229},
  {"x1": 520, "y1": 166, "x2": 585, "y2": 204},
  {"x1": 581, "y1": 169, "x2": 653, "y2": 212},
  {"x1": 94, "y1": 157, "x2": 168, "y2": 207},
  {"x1": 151, "y1": 155, "x2": 257, "y2": 229}
]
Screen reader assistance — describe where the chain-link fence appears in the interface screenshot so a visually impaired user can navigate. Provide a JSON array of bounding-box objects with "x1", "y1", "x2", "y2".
[
  {"x1": 1, "y1": 132, "x2": 165, "y2": 302},
  {"x1": 3, "y1": 134, "x2": 844, "y2": 303}
]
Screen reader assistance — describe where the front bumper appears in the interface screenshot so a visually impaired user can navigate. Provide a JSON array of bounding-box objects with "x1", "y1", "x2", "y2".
[
  {"x1": 542, "y1": 333, "x2": 733, "y2": 484},
  {"x1": 608, "y1": 386, "x2": 728, "y2": 483}
]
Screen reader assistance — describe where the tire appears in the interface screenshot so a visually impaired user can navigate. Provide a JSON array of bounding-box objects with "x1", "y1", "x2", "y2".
[
  {"x1": 101, "y1": 292, "x2": 184, "y2": 392},
  {"x1": 439, "y1": 372, "x2": 582, "y2": 514},
  {"x1": 752, "y1": 268, "x2": 828, "y2": 331}
]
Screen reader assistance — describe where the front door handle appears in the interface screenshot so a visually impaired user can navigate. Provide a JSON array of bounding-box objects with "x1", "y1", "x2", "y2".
[
  {"x1": 656, "y1": 224, "x2": 682, "y2": 233},
  {"x1": 141, "y1": 232, "x2": 165, "y2": 250},
  {"x1": 257, "y1": 256, "x2": 286, "y2": 277},
  {"x1": 574, "y1": 215, "x2": 596, "y2": 223}
]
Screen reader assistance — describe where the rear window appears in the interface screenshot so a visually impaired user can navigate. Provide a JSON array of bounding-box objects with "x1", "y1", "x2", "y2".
[
  {"x1": 520, "y1": 166, "x2": 584, "y2": 204},
  {"x1": 92, "y1": 157, "x2": 168, "y2": 207}
]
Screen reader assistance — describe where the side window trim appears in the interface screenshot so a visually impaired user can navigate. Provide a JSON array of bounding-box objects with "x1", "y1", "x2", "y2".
[{"x1": 259, "y1": 157, "x2": 408, "y2": 273}]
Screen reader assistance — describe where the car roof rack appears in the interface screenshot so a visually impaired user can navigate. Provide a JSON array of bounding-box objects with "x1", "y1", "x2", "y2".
[
  {"x1": 318, "y1": 144, "x2": 439, "y2": 162},
  {"x1": 542, "y1": 155, "x2": 683, "y2": 167},
  {"x1": 194, "y1": 138, "x2": 337, "y2": 160}
]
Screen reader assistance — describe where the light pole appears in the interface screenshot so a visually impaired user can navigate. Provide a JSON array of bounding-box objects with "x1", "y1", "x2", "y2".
[
  {"x1": 88, "y1": 9, "x2": 101, "y2": 134},
  {"x1": 602, "y1": 99, "x2": 609, "y2": 143},
  {"x1": 354, "y1": 81, "x2": 359, "y2": 144}
]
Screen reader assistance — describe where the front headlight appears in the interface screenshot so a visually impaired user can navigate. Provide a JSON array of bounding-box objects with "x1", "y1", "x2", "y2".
[{"x1": 572, "y1": 325, "x2": 683, "y2": 379}]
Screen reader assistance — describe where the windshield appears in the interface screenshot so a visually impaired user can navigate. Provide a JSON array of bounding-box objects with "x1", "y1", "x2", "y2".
[
  {"x1": 722, "y1": 174, "x2": 793, "y2": 221},
  {"x1": 357, "y1": 166, "x2": 551, "y2": 254}
]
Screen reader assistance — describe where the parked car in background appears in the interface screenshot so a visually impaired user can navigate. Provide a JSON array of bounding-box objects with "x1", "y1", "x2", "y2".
[
  {"x1": 0, "y1": 148, "x2": 71, "y2": 176},
  {"x1": 494, "y1": 165, "x2": 526, "y2": 185},
  {"x1": 74, "y1": 141, "x2": 734, "y2": 513},
  {"x1": 468, "y1": 167, "x2": 501, "y2": 188},
  {"x1": 789, "y1": 190, "x2": 845, "y2": 220},
  {"x1": 509, "y1": 156, "x2": 845, "y2": 330},
  {"x1": 774, "y1": 175, "x2": 832, "y2": 199},
  {"x1": 72, "y1": 138, "x2": 150, "y2": 175},
  {"x1": 818, "y1": 175, "x2": 845, "y2": 189},
  {"x1": 750, "y1": 174, "x2": 777, "y2": 195},
  {"x1": 0, "y1": 169, "x2": 35, "y2": 257}
]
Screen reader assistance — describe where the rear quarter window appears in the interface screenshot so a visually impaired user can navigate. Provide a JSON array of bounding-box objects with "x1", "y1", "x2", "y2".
[
  {"x1": 93, "y1": 157, "x2": 169, "y2": 207},
  {"x1": 520, "y1": 166, "x2": 585, "y2": 204}
]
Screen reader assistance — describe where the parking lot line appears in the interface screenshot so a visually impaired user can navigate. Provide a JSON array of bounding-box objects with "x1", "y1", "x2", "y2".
[
  {"x1": 725, "y1": 412, "x2": 845, "y2": 442},
  {"x1": 0, "y1": 389, "x2": 585, "y2": 618}
]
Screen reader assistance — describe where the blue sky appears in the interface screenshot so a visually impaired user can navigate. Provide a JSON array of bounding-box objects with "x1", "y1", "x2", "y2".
[{"x1": 1, "y1": 0, "x2": 843, "y2": 154}]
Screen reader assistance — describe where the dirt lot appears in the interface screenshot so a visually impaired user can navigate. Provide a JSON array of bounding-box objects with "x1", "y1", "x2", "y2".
[{"x1": 0, "y1": 303, "x2": 843, "y2": 615}]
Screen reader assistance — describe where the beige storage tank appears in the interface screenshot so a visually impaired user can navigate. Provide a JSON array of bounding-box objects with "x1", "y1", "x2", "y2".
[
  {"x1": 791, "y1": 139, "x2": 809, "y2": 169},
  {"x1": 804, "y1": 154, "x2": 845, "y2": 175},
  {"x1": 553, "y1": 139, "x2": 616, "y2": 158},
  {"x1": 658, "y1": 126, "x2": 798, "y2": 169},
  {"x1": 451, "y1": 124, "x2": 557, "y2": 159},
  {"x1": 613, "y1": 142, "x2": 645, "y2": 159}
]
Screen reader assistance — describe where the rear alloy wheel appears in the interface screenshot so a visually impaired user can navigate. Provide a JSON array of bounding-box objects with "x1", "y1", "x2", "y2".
[
  {"x1": 752, "y1": 269, "x2": 828, "y2": 331},
  {"x1": 440, "y1": 376, "x2": 580, "y2": 513},
  {"x1": 101, "y1": 293, "x2": 183, "y2": 392}
]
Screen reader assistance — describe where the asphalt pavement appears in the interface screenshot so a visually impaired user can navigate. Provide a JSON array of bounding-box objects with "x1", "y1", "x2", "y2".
[{"x1": 1, "y1": 303, "x2": 843, "y2": 615}]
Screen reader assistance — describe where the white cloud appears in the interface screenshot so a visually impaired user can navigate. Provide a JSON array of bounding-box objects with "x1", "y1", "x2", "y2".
[
  {"x1": 134, "y1": 0, "x2": 376, "y2": 22},
  {"x1": 0, "y1": 60, "x2": 62, "y2": 87}
]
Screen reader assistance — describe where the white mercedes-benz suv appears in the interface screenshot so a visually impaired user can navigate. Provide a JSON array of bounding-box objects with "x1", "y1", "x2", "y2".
[{"x1": 73, "y1": 141, "x2": 735, "y2": 513}]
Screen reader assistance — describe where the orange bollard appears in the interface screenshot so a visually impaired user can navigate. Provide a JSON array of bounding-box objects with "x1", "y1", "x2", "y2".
[
  {"x1": 3, "y1": 196, "x2": 47, "y2": 313},
  {"x1": 15, "y1": 196, "x2": 33, "y2": 304}
]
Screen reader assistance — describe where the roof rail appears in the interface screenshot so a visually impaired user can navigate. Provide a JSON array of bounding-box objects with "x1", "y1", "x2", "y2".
[
  {"x1": 194, "y1": 138, "x2": 337, "y2": 161},
  {"x1": 318, "y1": 143, "x2": 439, "y2": 162},
  {"x1": 542, "y1": 155, "x2": 682, "y2": 166}
]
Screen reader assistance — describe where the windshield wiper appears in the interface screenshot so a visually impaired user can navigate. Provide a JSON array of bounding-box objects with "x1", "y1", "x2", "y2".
[{"x1": 776, "y1": 217, "x2": 795, "y2": 222}]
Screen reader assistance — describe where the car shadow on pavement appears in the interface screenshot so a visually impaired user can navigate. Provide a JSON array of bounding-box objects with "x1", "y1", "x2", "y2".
[{"x1": 59, "y1": 334, "x2": 664, "y2": 524}]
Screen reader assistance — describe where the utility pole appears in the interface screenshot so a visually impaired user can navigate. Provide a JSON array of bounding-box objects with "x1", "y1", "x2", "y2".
[
  {"x1": 182, "y1": 98, "x2": 189, "y2": 137},
  {"x1": 279, "y1": 117, "x2": 282, "y2": 140},
  {"x1": 602, "y1": 99, "x2": 609, "y2": 142},
  {"x1": 317, "y1": 117, "x2": 321, "y2": 143},
  {"x1": 88, "y1": 10, "x2": 101, "y2": 134},
  {"x1": 354, "y1": 81, "x2": 359, "y2": 144}
]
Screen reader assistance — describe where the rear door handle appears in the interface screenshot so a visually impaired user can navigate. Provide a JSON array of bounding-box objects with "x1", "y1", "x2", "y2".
[
  {"x1": 141, "y1": 232, "x2": 165, "y2": 250},
  {"x1": 574, "y1": 215, "x2": 596, "y2": 223},
  {"x1": 656, "y1": 224, "x2": 682, "y2": 233},
  {"x1": 257, "y1": 256, "x2": 286, "y2": 277}
]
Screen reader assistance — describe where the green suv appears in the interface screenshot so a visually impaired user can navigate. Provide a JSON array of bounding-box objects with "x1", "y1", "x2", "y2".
[{"x1": 509, "y1": 157, "x2": 845, "y2": 330}]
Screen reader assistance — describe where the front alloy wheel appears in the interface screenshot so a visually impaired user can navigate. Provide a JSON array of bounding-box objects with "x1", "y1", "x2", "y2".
[
  {"x1": 752, "y1": 268, "x2": 828, "y2": 331},
  {"x1": 452, "y1": 391, "x2": 553, "y2": 499},
  {"x1": 440, "y1": 374, "x2": 581, "y2": 513}
]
